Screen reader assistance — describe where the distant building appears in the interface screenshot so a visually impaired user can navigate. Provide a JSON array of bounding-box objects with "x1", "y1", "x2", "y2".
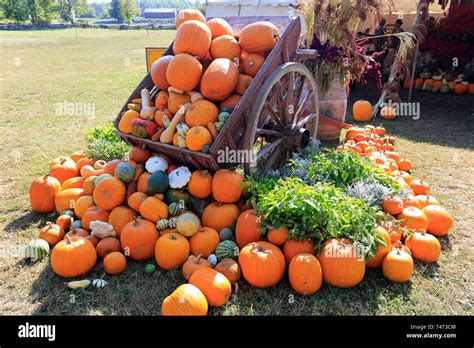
[{"x1": 142, "y1": 8, "x2": 177, "y2": 19}]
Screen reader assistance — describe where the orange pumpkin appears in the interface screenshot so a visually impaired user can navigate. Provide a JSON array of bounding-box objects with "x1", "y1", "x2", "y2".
[
  {"x1": 382, "y1": 196, "x2": 404, "y2": 215},
  {"x1": 366, "y1": 226, "x2": 392, "y2": 268},
  {"x1": 267, "y1": 226, "x2": 288, "y2": 246},
  {"x1": 103, "y1": 159, "x2": 120, "y2": 175},
  {"x1": 186, "y1": 126, "x2": 213, "y2": 151},
  {"x1": 397, "y1": 207, "x2": 429, "y2": 231},
  {"x1": 416, "y1": 194, "x2": 440, "y2": 209},
  {"x1": 382, "y1": 244, "x2": 413, "y2": 282},
  {"x1": 212, "y1": 168, "x2": 243, "y2": 203},
  {"x1": 422, "y1": 205, "x2": 453, "y2": 236},
  {"x1": 76, "y1": 157, "x2": 95, "y2": 170},
  {"x1": 96, "y1": 237, "x2": 122, "y2": 258},
  {"x1": 352, "y1": 100, "x2": 373, "y2": 122},
  {"x1": 139, "y1": 196, "x2": 169, "y2": 223},
  {"x1": 404, "y1": 230, "x2": 441, "y2": 263},
  {"x1": 129, "y1": 145, "x2": 151, "y2": 164},
  {"x1": 454, "y1": 83, "x2": 468, "y2": 94},
  {"x1": 61, "y1": 176, "x2": 86, "y2": 190},
  {"x1": 318, "y1": 238, "x2": 366, "y2": 288},
  {"x1": 51, "y1": 236, "x2": 97, "y2": 278},
  {"x1": 168, "y1": 91, "x2": 192, "y2": 114},
  {"x1": 241, "y1": 53, "x2": 265, "y2": 77},
  {"x1": 155, "y1": 232, "x2": 190, "y2": 270},
  {"x1": 234, "y1": 74, "x2": 253, "y2": 95},
  {"x1": 397, "y1": 158, "x2": 411, "y2": 172},
  {"x1": 39, "y1": 222, "x2": 64, "y2": 245},
  {"x1": 93, "y1": 177, "x2": 126, "y2": 211},
  {"x1": 173, "y1": 20, "x2": 211, "y2": 60},
  {"x1": 189, "y1": 267, "x2": 231, "y2": 307},
  {"x1": 410, "y1": 177, "x2": 430, "y2": 195},
  {"x1": 82, "y1": 206, "x2": 110, "y2": 231},
  {"x1": 108, "y1": 206, "x2": 137, "y2": 238},
  {"x1": 201, "y1": 202, "x2": 240, "y2": 232},
  {"x1": 238, "y1": 241, "x2": 286, "y2": 288},
  {"x1": 283, "y1": 239, "x2": 315, "y2": 264},
  {"x1": 166, "y1": 53, "x2": 203, "y2": 91},
  {"x1": 289, "y1": 253, "x2": 322, "y2": 295},
  {"x1": 103, "y1": 251, "x2": 126, "y2": 275},
  {"x1": 238, "y1": 21, "x2": 279, "y2": 53},
  {"x1": 210, "y1": 35, "x2": 241, "y2": 61},
  {"x1": 220, "y1": 94, "x2": 241, "y2": 109},
  {"x1": 206, "y1": 18, "x2": 233, "y2": 38},
  {"x1": 70, "y1": 151, "x2": 88, "y2": 163},
  {"x1": 127, "y1": 191, "x2": 147, "y2": 211},
  {"x1": 200, "y1": 58, "x2": 239, "y2": 101},
  {"x1": 54, "y1": 188, "x2": 83, "y2": 212},
  {"x1": 162, "y1": 283, "x2": 208, "y2": 316},
  {"x1": 182, "y1": 254, "x2": 212, "y2": 280},
  {"x1": 120, "y1": 218, "x2": 159, "y2": 260},
  {"x1": 235, "y1": 209, "x2": 261, "y2": 248},
  {"x1": 175, "y1": 9, "x2": 205, "y2": 29},
  {"x1": 73, "y1": 195, "x2": 95, "y2": 219},
  {"x1": 50, "y1": 157, "x2": 78, "y2": 184},
  {"x1": 190, "y1": 227, "x2": 220, "y2": 258},
  {"x1": 29, "y1": 174, "x2": 61, "y2": 213},
  {"x1": 188, "y1": 170, "x2": 213, "y2": 198},
  {"x1": 150, "y1": 55, "x2": 173, "y2": 91},
  {"x1": 185, "y1": 100, "x2": 219, "y2": 127}
]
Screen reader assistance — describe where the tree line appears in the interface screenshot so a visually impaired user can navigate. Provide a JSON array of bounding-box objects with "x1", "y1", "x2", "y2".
[{"x1": 0, "y1": 0, "x2": 203, "y2": 25}]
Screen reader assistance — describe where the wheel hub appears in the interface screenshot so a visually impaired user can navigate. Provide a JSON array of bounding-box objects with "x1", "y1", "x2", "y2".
[{"x1": 282, "y1": 125, "x2": 310, "y2": 149}]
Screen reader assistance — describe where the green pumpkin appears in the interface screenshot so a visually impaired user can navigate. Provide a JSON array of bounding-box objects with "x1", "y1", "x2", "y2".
[
  {"x1": 202, "y1": 144, "x2": 211, "y2": 154},
  {"x1": 144, "y1": 264, "x2": 156, "y2": 275},
  {"x1": 164, "y1": 189, "x2": 190, "y2": 205},
  {"x1": 215, "y1": 240, "x2": 239, "y2": 260},
  {"x1": 25, "y1": 239, "x2": 50, "y2": 262},
  {"x1": 94, "y1": 173, "x2": 112, "y2": 186},
  {"x1": 169, "y1": 200, "x2": 186, "y2": 216},
  {"x1": 116, "y1": 162, "x2": 136, "y2": 183},
  {"x1": 72, "y1": 220, "x2": 83, "y2": 229},
  {"x1": 176, "y1": 213, "x2": 200, "y2": 237},
  {"x1": 218, "y1": 112, "x2": 231, "y2": 123},
  {"x1": 440, "y1": 84, "x2": 450, "y2": 94},
  {"x1": 215, "y1": 121, "x2": 226, "y2": 132},
  {"x1": 220, "y1": 107, "x2": 233, "y2": 114},
  {"x1": 219, "y1": 228, "x2": 234, "y2": 241},
  {"x1": 147, "y1": 170, "x2": 169, "y2": 194},
  {"x1": 59, "y1": 209, "x2": 75, "y2": 218}
]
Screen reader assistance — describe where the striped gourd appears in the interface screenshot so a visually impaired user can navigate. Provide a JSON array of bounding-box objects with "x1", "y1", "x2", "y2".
[
  {"x1": 176, "y1": 123, "x2": 189, "y2": 137},
  {"x1": 25, "y1": 239, "x2": 50, "y2": 262},
  {"x1": 156, "y1": 218, "x2": 170, "y2": 230},
  {"x1": 162, "y1": 115, "x2": 171, "y2": 128},
  {"x1": 177, "y1": 135, "x2": 187, "y2": 148},
  {"x1": 169, "y1": 200, "x2": 186, "y2": 216},
  {"x1": 202, "y1": 144, "x2": 211, "y2": 153},
  {"x1": 168, "y1": 218, "x2": 178, "y2": 228},
  {"x1": 215, "y1": 240, "x2": 239, "y2": 260}
]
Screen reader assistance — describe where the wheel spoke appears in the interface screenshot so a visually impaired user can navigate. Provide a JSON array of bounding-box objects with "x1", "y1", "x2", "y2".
[
  {"x1": 256, "y1": 128, "x2": 283, "y2": 137},
  {"x1": 256, "y1": 138, "x2": 283, "y2": 160},
  {"x1": 262, "y1": 144, "x2": 285, "y2": 174},
  {"x1": 293, "y1": 89, "x2": 313, "y2": 124},
  {"x1": 275, "y1": 83, "x2": 288, "y2": 125},
  {"x1": 297, "y1": 112, "x2": 318, "y2": 128},
  {"x1": 264, "y1": 101, "x2": 285, "y2": 128}
]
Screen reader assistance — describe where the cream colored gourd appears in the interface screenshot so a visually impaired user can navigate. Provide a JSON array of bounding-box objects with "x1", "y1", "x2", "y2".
[
  {"x1": 140, "y1": 88, "x2": 156, "y2": 120},
  {"x1": 168, "y1": 86, "x2": 185, "y2": 94},
  {"x1": 187, "y1": 91, "x2": 204, "y2": 103},
  {"x1": 160, "y1": 103, "x2": 192, "y2": 143}
]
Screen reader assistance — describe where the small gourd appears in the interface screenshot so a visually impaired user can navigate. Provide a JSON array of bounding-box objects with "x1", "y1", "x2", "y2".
[
  {"x1": 157, "y1": 218, "x2": 170, "y2": 230},
  {"x1": 168, "y1": 218, "x2": 178, "y2": 228},
  {"x1": 207, "y1": 253, "x2": 218, "y2": 267},
  {"x1": 92, "y1": 278, "x2": 107, "y2": 288},
  {"x1": 168, "y1": 166, "x2": 192, "y2": 189},
  {"x1": 169, "y1": 199, "x2": 187, "y2": 216},
  {"x1": 202, "y1": 144, "x2": 211, "y2": 154},
  {"x1": 163, "y1": 115, "x2": 171, "y2": 128},
  {"x1": 139, "y1": 88, "x2": 156, "y2": 120},
  {"x1": 177, "y1": 123, "x2": 190, "y2": 137},
  {"x1": 218, "y1": 112, "x2": 230, "y2": 122},
  {"x1": 219, "y1": 228, "x2": 233, "y2": 241},
  {"x1": 145, "y1": 156, "x2": 168, "y2": 173},
  {"x1": 144, "y1": 264, "x2": 156, "y2": 275},
  {"x1": 215, "y1": 121, "x2": 225, "y2": 132},
  {"x1": 25, "y1": 239, "x2": 50, "y2": 262},
  {"x1": 177, "y1": 135, "x2": 187, "y2": 148},
  {"x1": 90, "y1": 220, "x2": 116, "y2": 239}
]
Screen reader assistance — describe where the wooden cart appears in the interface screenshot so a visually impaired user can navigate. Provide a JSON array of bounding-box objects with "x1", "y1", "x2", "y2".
[{"x1": 114, "y1": 16, "x2": 350, "y2": 175}]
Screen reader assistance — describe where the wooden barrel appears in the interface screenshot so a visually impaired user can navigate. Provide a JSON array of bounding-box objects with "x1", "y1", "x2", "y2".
[{"x1": 316, "y1": 77, "x2": 348, "y2": 141}]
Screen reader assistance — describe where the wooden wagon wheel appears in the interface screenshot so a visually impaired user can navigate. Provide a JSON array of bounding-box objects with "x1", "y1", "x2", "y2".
[{"x1": 243, "y1": 62, "x2": 319, "y2": 175}]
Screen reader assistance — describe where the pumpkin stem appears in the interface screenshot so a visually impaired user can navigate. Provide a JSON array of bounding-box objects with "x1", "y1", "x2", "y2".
[
  {"x1": 195, "y1": 254, "x2": 202, "y2": 264},
  {"x1": 65, "y1": 234, "x2": 73, "y2": 244}
]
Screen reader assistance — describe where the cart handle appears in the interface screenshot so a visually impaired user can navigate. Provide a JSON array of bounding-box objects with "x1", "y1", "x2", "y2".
[{"x1": 319, "y1": 114, "x2": 353, "y2": 129}]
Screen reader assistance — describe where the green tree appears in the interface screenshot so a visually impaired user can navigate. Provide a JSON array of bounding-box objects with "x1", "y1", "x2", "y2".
[
  {"x1": 2, "y1": 0, "x2": 29, "y2": 23},
  {"x1": 27, "y1": 0, "x2": 56, "y2": 25},
  {"x1": 109, "y1": 0, "x2": 121, "y2": 21},
  {"x1": 110, "y1": 0, "x2": 138, "y2": 24},
  {"x1": 57, "y1": 0, "x2": 89, "y2": 24}
]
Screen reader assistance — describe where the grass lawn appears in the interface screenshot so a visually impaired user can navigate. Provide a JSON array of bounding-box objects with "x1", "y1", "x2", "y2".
[{"x1": 0, "y1": 28, "x2": 473, "y2": 316}]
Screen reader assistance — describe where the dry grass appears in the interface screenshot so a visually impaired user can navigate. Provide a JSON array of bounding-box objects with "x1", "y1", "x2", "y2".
[{"x1": 0, "y1": 29, "x2": 473, "y2": 315}]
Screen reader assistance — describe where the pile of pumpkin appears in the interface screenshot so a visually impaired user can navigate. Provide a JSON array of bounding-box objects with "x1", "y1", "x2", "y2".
[
  {"x1": 338, "y1": 124, "x2": 454, "y2": 282},
  {"x1": 403, "y1": 74, "x2": 474, "y2": 94},
  {"x1": 118, "y1": 9, "x2": 280, "y2": 152}
]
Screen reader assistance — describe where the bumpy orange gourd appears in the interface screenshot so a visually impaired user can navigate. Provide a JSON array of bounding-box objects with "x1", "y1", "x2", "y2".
[
  {"x1": 173, "y1": 20, "x2": 211, "y2": 60},
  {"x1": 404, "y1": 230, "x2": 441, "y2": 263},
  {"x1": 155, "y1": 232, "x2": 190, "y2": 270},
  {"x1": 235, "y1": 209, "x2": 261, "y2": 248},
  {"x1": 289, "y1": 253, "x2": 322, "y2": 295},
  {"x1": 283, "y1": 239, "x2": 315, "y2": 264},
  {"x1": 202, "y1": 202, "x2": 240, "y2": 232},
  {"x1": 51, "y1": 236, "x2": 97, "y2": 278},
  {"x1": 103, "y1": 251, "x2": 126, "y2": 275},
  {"x1": 29, "y1": 174, "x2": 61, "y2": 213},
  {"x1": 212, "y1": 169, "x2": 243, "y2": 203},
  {"x1": 318, "y1": 238, "x2": 365, "y2": 288},
  {"x1": 190, "y1": 227, "x2": 220, "y2": 258},
  {"x1": 238, "y1": 241, "x2": 286, "y2": 288},
  {"x1": 238, "y1": 21, "x2": 279, "y2": 53},
  {"x1": 93, "y1": 177, "x2": 126, "y2": 211},
  {"x1": 422, "y1": 205, "x2": 453, "y2": 236},
  {"x1": 162, "y1": 283, "x2": 208, "y2": 316},
  {"x1": 120, "y1": 218, "x2": 159, "y2": 261},
  {"x1": 200, "y1": 58, "x2": 239, "y2": 101},
  {"x1": 61, "y1": 176, "x2": 86, "y2": 190},
  {"x1": 214, "y1": 258, "x2": 241, "y2": 284},
  {"x1": 139, "y1": 196, "x2": 169, "y2": 223}
]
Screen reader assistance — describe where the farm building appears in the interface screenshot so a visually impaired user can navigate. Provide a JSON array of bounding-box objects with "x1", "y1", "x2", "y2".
[{"x1": 142, "y1": 8, "x2": 177, "y2": 19}]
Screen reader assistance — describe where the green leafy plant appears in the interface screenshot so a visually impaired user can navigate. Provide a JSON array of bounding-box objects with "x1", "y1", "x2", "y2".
[{"x1": 85, "y1": 123, "x2": 129, "y2": 161}]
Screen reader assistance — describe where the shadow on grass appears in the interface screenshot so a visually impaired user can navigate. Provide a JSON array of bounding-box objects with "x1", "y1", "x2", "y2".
[
  {"x1": 4, "y1": 211, "x2": 55, "y2": 233},
  {"x1": 348, "y1": 82, "x2": 474, "y2": 150}
]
